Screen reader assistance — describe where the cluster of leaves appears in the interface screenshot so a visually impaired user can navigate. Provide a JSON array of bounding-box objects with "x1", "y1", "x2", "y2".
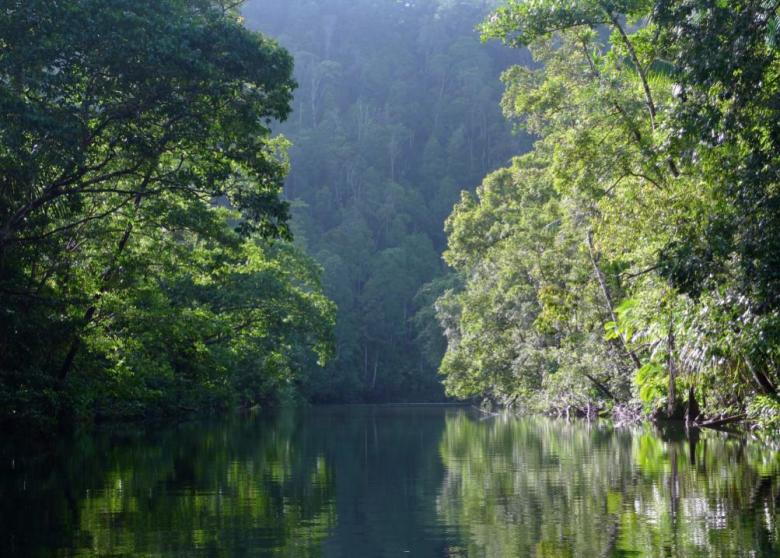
[
  {"x1": 438, "y1": 0, "x2": 780, "y2": 422},
  {"x1": 0, "y1": 0, "x2": 334, "y2": 428}
]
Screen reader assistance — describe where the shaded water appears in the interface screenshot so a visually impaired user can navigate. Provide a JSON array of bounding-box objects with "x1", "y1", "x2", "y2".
[{"x1": 1, "y1": 406, "x2": 778, "y2": 557}]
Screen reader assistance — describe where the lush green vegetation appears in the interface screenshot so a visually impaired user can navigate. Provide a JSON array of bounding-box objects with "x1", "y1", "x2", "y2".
[
  {"x1": 2, "y1": 0, "x2": 779, "y2": 429},
  {"x1": 243, "y1": 0, "x2": 530, "y2": 401},
  {"x1": 438, "y1": 0, "x2": 780, "y2": 426},
  {"x1": 0, "y1": 0, "x2": 335, "y2": 428},
  {"x1": 0, "y1": 0, "x2": 526, "y2": 427}
]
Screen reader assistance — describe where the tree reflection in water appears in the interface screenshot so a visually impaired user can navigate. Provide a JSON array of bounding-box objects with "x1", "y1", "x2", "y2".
[
  {"x1": 1, "y1": 408, "x2": 777, "y2": 557},
  {"x1": 438, "y1": 415, "x2": 780, "y2": 557},
  {"x1": 1, "y1": 412, "x2": 336, "y2": 557}
]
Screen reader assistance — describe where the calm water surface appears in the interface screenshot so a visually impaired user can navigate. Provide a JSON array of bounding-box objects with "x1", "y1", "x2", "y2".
[{"x1": 1, "y1": 406, "x2": 778, "y2": 557}]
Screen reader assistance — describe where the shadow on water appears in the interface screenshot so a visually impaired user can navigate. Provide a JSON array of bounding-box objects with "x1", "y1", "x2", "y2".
[{"x1": 1, "y1": 407, "x2": 778, "y2": 557}]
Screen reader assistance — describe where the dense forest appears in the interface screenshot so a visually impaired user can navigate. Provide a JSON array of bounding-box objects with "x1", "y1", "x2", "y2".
[
  {"x1": 0, "y1": 0, "x2": 335, "y2": 427},
  {"x1": 1, "y1": 0, "x2": 779, "y2": 429},
  {"x1": 438, "y1": 0, "x2": 780, "y2": 428},
  {"x1": 243, "y1": 0, "x2": 529, "y2": 401}
]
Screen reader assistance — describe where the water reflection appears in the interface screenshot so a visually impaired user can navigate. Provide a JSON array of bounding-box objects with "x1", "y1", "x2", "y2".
[
  {"x1": 0, "y1": 407, "x2": 777, "y2": 557},
  {"x1": 438, "y1": 415, "x2": 780, "y2": 557},
  {"x1": 1, "y1": 412, "x2": 336, "y2": 556}
]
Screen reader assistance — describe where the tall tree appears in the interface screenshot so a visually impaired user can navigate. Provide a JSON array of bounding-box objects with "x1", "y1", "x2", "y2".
[
  {"x1": 0, "y1": 0, "x2": 334, "y2": 427},
  {"x1": 438, "y1": 0, "x2": 780, "y2": 424}
]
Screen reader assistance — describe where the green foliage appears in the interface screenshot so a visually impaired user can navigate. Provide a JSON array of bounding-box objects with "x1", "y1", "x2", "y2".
[
  {"x1": 438, "y1": 0, "x2": 780, "y2": 425},
  {"x1": 5, "y1": 0, "x2": 777, "y2": 426},
  {"x1": 244, "y1": 0, "x2": 531, "y2": 401},
  {"x1": 481, "y1": 0, "x2": 653, "y2": 47},
  {"x1": 439, "y1": 151, "x2": 630, "y2": 412},
  {"x1": 654, "y1": 0, "x2": 780, "y2": 396},
  {"x1": 0, "y1": 0, "x2": 334, "y2": 428},
  {"x1": 748, "y1": 395, "x2": 780, "y2": 432}
]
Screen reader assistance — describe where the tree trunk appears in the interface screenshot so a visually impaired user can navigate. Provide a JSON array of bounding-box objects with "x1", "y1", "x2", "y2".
[
  {"x1": 363, "y1": 344, "x2": 369, "y2": 382},
  {"x1": 583, "y1": 372, "x2": 615, "y2": 401},
  {"x1": 606, "y1": 11, "x2": 656, "y2": 130},
  {"x1": 686, "y1": 386, "x2": 700, "y2": 425},
  {"x1": 667, "y1": 315, "x2": 677, "y2": 418},
  {"x1": 57, "y1": 174, "x2": 150, "y2": 382},
  {"x1": 371, "y1": 354, "x2": 378, "y2": 391},
  {"x1": 745, "y1": 356, "x2": 777, "y2": 396},
  {"x1": 586, "y1": 230, "x2": 642, "y2": 370}
]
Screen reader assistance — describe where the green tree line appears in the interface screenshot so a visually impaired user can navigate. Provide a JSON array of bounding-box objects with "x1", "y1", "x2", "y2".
[
  {"x1": 243, "y1": 0, "x2": 531, "y2": 402},
  {"x1": 438, "y1": 0, "x2": 780, "y2": 427},
  {"x1": 4, "y1": 0, "x2": 779, "y2": 429},
  {"x1": 0, "y1": 0, "x2": 335, "y2": 428}
]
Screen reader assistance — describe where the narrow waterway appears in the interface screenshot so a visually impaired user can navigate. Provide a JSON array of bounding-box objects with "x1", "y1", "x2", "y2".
[{"x1": 2, "y1": 406, "x2": 777, "y2": 557}]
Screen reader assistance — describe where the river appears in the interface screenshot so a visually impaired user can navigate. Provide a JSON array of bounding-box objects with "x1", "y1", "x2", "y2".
[{"x1": 1, "y1": 405, "x2": 777, "y2": 556}]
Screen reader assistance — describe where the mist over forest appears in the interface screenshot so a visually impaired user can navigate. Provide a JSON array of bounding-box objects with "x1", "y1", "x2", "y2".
[
  {"x1": 1, "y1": 0, "x2": 779, "y2": 431},
  {"x1": 2, "y1": 3, "x2": 780, "y2": 555},
  {"x1": 243, "y1": 0, "x2": 532, "y2": 402}
]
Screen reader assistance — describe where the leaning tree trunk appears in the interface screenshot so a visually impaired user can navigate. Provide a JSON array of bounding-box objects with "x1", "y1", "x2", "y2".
[
  {"x1": 586, "y1": 230, "x2": 642, "y2": 370},
  {"x1": 58, "y1": 168, "x2": 153, "y2": 382},
  {"x1": 667, "y1": 315, "x2": 677, "y2": 419}
]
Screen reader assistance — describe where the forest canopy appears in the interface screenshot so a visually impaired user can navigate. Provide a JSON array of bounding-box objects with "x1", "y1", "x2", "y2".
[
  {"x1": 0, "y1": 0, "x2": 334, "y2": 427},
  {"x1": 438, "y1": 0, "x2": 780, "y2": 427},
  {"x1": 243, "y1": 0, "x2": 529, "y2": 402},
  {"x1": 1, "y1": 0, "x2": 779, "y2": 430}
]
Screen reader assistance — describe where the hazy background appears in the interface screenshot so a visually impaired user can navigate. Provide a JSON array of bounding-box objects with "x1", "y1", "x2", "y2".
[{"x1": 243, "y1": 0, "x2": 533, "y2": 402}]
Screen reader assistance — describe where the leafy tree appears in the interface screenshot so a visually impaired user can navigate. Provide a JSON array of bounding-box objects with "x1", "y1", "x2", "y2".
[
  {"x1": 438, "y1": 0, "x2": 780, "y2": 424},
  {"x1": 0, "y1": 0, "x2": 334, "y2": 427},
  {"x1": 654, "y1": 0, "x2": 780, "y2": 399}
]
